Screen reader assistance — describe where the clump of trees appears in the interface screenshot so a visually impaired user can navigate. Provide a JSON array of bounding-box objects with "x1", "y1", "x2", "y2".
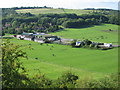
[{"x1": 12, "y1": 6, "x2": 52, "y2": 10}]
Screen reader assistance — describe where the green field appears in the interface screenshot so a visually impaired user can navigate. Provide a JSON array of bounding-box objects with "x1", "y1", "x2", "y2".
[
  {"x1": 51, "y1": 24, "x2": 118, "y2": 45},
  {"x1": 10, "y1": 37, "x2": 118, "y2": 80},
  {"x1": 16, "y1": 8, "x2": 91, "y2": 15}
]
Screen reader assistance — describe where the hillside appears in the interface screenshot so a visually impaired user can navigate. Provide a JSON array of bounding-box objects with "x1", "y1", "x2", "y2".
[
  {"x1": 51, "y1": 24, "x2": 118, "y2": 45},
  {"x1": 16, "y1": 8, "x2": 92, "y2": 15}
]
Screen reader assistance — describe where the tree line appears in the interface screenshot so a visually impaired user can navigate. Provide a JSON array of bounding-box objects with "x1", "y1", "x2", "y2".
[{"x1": 12, "y1": 6, "x2": 52, "y2": 10}]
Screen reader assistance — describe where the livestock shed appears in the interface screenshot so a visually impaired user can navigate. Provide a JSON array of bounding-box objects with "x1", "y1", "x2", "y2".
[
  {"x1": 16, "y1": 35, "x2": 25, "y2": 40},
  {"x1": 45, "y1": 36, "x2": 60, "y2": 41},
  {"x1": 21, "y1": 33, "x2": 33, "y2": 40},
  {"x1": 18, "y1": 33, "x2": 61, "y2": 43},
  {"x1": 33, "y1": 33, "x2": 45, "y2": 43}
]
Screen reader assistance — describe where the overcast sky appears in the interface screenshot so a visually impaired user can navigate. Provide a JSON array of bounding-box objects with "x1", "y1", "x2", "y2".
[{"x1": 0, "y1": 0, "x2": 119, "y2": 10}]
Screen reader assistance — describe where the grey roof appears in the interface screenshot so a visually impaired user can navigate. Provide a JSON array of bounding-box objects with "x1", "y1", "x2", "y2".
[{"x1": 22, "y1": 33, "x2": 33, "y2": 36}]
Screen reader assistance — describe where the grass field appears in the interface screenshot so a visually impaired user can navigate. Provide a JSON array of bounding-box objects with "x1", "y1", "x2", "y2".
[
  {"x1": 51, "y1": 24, "x2": 118, "y2": 45},
  {"x1": 16, "y1": 8, "x2": 91, "y2": 15},
  {"x1": 10, "y1": 36, "x2": 118, "y2": 80}
]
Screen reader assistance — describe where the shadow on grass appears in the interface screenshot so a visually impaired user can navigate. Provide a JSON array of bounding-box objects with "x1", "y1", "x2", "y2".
[
  {"x1": 71, "y1": 24, "x2": 103, "y2": 29},
  {"x1": 1, "y1": 37, "x2": 13, "y2": 39},
  {"x1": 52, "y1": 24, "x2": 105, "y2": 33},
  {"x1": 51, "y1": 28, "x2": 68, "y2": 33}
]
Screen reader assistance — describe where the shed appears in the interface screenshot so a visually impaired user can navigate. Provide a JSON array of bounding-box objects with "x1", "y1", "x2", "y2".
[
  {"x1": 104, "y1": 43, "x2": 112, "y2": 47},
  {"x1": 45, "y1": 36, "x2": 60, "y2": 41},
  {"x1": 75, "y1": 42, "x2": 81, "y2": 46}
]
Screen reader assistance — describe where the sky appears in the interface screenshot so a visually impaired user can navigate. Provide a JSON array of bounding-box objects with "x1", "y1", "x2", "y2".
[{"x1": 0, "y1": 0, "x2": 119, "y2": 10}]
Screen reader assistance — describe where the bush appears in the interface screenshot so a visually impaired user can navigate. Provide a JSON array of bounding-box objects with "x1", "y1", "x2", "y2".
[
  {"x1": 83, "y1": 39, "x2": 92, "y2": 45},
  {"x1": 89, "y1": 43, "x2": 95, "y2": 48},
  {"x1": 77, "y1": 73, "x2": 119, "y2": 88},
  {"x1": 28, "y1": 74, "x2": 52, "y2": 88},
  {"x1": 53, "y1": 72, "x2": 78, "y2": 88},
  {"x1": 44, "y1": 39, "x2": 53, "y2": 43},
  {"x1": 94, "y1": 44, "x2": 99, "y2": 49}
]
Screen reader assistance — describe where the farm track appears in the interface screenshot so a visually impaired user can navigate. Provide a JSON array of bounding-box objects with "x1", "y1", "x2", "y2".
[{"x1": 112, "y1": 45, "x2": 120, "y2": 47}]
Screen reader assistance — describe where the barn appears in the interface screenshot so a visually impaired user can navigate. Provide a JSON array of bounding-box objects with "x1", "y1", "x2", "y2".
[{"x1": 21, "y1": 33, "x2": 33, "y2": 40}]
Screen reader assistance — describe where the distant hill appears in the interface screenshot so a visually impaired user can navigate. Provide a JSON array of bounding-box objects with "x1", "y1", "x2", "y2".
[{"x1": 16, "y1": 8, "x2": 92, "y2": 15}]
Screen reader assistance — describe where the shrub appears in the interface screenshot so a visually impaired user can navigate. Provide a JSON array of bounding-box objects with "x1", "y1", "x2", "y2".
[
  {"x1": 54, "y1": 72, "x2": 78, "y2": 88},
  {"x1": 44, "y1": 39, "x2": 53, "y2": 43},
  {"x1": 77, "y1": 73, "x2": 119, "y2": 88},
  {"x1": 89, "y1": 43, "x2": 95, "y2": 48},
  {"x1": 94, "y1": 44, "x2": 99, "y2": 49},
  {"x1": 28, "y1": 74, "x2": 52, "y2": 88},
  {"x1": 83, "y1": 39, "x2": 92, "y2": 45}
]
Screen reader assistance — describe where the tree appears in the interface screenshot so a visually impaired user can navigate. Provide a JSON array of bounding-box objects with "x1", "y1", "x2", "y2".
[
  {"x1": 83, "y1": 39, "x2": 92, "y2": 45},
  {"x1": 0, "y1": 30, "x2": 5, "y2": 36},
  {"x1": 1, "y1": 40, "x2": 29, "y2": 88},
  {"x1": 85, "y1": 19, "x2": 92, "y2": 25},
  {"x1": 1, "y1": 40, "x2": 54, "y2": 88},
  {"x1": 71, "y1": 39, "x2": 77, "y2": 47},
  {"x1": 12, "y1": 20, "x2": 19, "y2": 28}
]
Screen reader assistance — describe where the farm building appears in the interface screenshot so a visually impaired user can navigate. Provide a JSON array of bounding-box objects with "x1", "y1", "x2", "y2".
[
  {"x1": 33, "y1": 33, "x2": 48, "y2": 43},
  {"x1": 75, "y1": 42, "x2": 81, "y2": 46},
  {"x1": 20, "y1": 33, "x2": 48, "y2": 41},
  {"x1": 15, "y1": 32, "x2": 61, "y2": 43},
  {"x1": 104, "y1": 43, "x2": 112, "y2": 47},
  {"x1": 33, "y1": 33, "x2": 60, "y2": 42},
  {"x1": 98, "y1": 43, "x2": 112, "y2": 48},
  {"x1": 45, "y1": 36, "x2": 60, "y2": 41},
  {"x1": 15, "y1": 35, "x2": 25, "y2": 40},
  {"x1": 60, "y1": 39, "x2": 74, "y2": 45},
  {"x1": 21, "y1": 33, "x2": 33, "y2": 40}
]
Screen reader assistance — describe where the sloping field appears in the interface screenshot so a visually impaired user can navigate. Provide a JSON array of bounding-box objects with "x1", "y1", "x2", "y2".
[
  {"x1": 10, "y1": 37, "x2": 118, "y2": 79},
  {"x1": 51, "y1": 24, "x2": 118, "y2": 45},
  {"x1": 16, "y1": 8, "x2": 91, "y2": 15}
]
